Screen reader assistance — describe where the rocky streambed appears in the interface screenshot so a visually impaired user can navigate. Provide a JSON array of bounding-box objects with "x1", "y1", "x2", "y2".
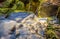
[{"x1": 0, "y1": 12, "x2": 48, "y2": 39}]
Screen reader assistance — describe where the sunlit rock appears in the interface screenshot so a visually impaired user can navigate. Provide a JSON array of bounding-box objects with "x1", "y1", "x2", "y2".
[
  {"x1": 0, "y1": 12, "x2": 48, "y2": 39},
  {"x1": 0, "y1": 19, "x2": 16, "y2": 39},
  {"x1": 2, "y1": 20, "x2": 16, "y2": 30},
  {"x1": 16, "y1": 14, "x2": 47, "y2": 39}
]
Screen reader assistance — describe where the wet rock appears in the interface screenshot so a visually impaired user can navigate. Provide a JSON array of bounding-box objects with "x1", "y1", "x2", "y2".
[
  {"x1": 0, "y1": 16, "x2": 5, "y2": 20},
  {"x1": 16, "y1": 14, "x2": 47, "y2": 39},
  {"x1": 0, "y1": 12, "x2": 48, "y2": 39},
  {"x1": 0, "y1": 19, "x2": 16, "y2": 39},
  {"x1": 7, "y1": 12, "x2": 30, "y2": 21}
]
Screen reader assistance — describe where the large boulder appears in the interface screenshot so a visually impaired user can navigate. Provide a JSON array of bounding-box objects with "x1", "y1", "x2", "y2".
[
  {"x1": 16, "y1": 14, "x2": 47, "y2": 39},
  {"x1": 0, "y1": 19, "x2": 16, "y2": 39}
]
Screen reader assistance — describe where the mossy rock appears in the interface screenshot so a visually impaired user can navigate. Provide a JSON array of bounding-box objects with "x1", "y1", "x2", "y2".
[{"x1": 40, "y1": 3, "x2": 58, "y2": 17}]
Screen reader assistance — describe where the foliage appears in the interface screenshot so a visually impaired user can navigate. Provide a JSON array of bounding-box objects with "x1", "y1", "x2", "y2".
[
  {"x1": 0, "y1": 8, "x2": 8, "y2": 15},
  {"x1": 20, "y1": 0, "x2": 29, "y2": 7},
  {"x1": 0, "y1": 0, "x2": 24, "y2": 17},
  {"x1": 57, "y1": 7, "x2": 60, "y2": 23},
  {"x1": 45, "y1": 23, "x2": 59, "y2": 39},
  {"x1": 0, "y1": 8, "x2": 14, "y2": 18},
  {"x1": 0, "y1": 0, "x2": 60, "y2": 19},
  {"x1": 2, "y1": 0, "x2": 13, "y2": 8},
  {"x1": 15, "y1": 1, "x2": 24, "y2": 10}
]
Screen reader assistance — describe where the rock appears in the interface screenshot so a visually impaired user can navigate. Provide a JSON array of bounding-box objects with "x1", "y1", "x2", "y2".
[
  {"x1": 15, "y1": 18, "x2": 22, "y2": 23},
  {"x1": 0, "y1": 23, "x2": 4, "y2": 37},
  {"x1": 0, "y1": 19, "x2": 16, "y2": 39},
  {"x1": 7, "y1": 12, "x2": 30, "y2": 22},
  {"x1": 0, "y1": 15, "x2": 5, "y2": 20},
  {"x1": 21, "y1": 14, "x2": 38, "y2": 23},
  {"x1": 0, "y1": 12, "x2": 47, "y2": 39},
  {"x1": 16, "y1": 14, "x2": 47, "y2": 39},
  {"x1": 1, "y1": 20, "x2": 16, "y2": 30}
]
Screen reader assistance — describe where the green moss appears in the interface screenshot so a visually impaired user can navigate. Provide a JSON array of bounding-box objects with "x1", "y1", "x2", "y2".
[{"x1": 45, "y1": 24, "x2": 59, "y2": 39}]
